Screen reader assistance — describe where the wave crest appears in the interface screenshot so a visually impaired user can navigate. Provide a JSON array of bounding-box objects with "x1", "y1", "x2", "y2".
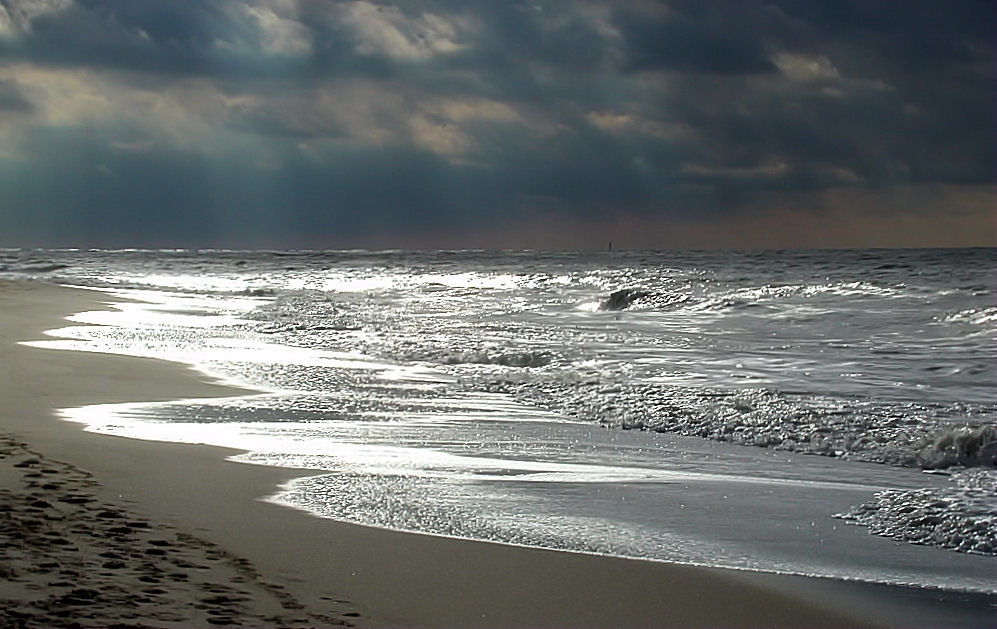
[
  {"x1": 403, "y1": 348, "x2": 554, "y2": 368},
  {"x1": 944, "y1": 307, "x2": 997, "y2": 325},
  {"x1": 915, "y1": 425, "x2": 997, "y2": 469},
  {"x1": 486, "y1": 379, "x2": 997, "y2": 470},
  {"x1": 598, "y1": 288, "x2": 652, "y2": 311}
]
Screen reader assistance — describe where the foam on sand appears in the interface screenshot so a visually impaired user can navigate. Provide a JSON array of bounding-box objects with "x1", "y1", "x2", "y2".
[{"x1": 835, "y1": 468, "x2": 996, "y2": 555}]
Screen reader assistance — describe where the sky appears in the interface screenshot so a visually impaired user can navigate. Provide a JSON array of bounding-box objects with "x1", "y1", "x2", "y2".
[{"x1": 1, "y1": 0, "x2": 994, "y2": 250}]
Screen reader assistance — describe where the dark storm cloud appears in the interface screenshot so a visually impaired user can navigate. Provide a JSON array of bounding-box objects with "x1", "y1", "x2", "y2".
[
  {"x1": 0, "y1": 78, "x2": 32, "y2": 111},
  {"x1": 769, "y1": 0, "x2": 993, "y2": 65},
  {"x1": 0, "y1": 120, "x2": 675, "y2": 247},
  {"x1": 1, "y1": 0, "x2": 294, "y2": 77},
  {"x1": 0, "y1": 0, "x2": 993, "y2": 247},
  {"x1": 636, "y1": 0, "x2": 996, "y2": 197},
  {"x1": 613, "y1": 1, "x2": 781, "y2": 75}
]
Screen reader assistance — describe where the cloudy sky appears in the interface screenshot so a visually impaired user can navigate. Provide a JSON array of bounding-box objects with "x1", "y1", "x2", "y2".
[{"x1": 1, "y1": 0, "x2": 993, "y2": 249}]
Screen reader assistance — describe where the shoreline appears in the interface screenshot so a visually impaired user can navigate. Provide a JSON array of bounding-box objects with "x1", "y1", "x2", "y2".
[{"x1": 0, "y1": 279, "x2": 989, "y2": 627}]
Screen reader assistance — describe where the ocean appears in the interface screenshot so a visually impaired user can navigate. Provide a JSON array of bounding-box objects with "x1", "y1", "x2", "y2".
[{"x1": 3, "y1": 247, "x2": 995, "y2": 595}]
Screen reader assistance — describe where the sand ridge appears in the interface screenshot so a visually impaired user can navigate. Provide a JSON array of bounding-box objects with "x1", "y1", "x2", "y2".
[{"x1": 0, "y1": 432, "x2": 358, "y2": 628}]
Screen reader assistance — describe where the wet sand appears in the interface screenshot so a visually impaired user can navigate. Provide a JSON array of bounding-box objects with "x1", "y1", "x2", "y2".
[
  {"x1": 0, "y1": 432, "x2": 352, "y2": 627},
  {"x1": 0, "y1": 279, "x2": 980, "y2": 627}
]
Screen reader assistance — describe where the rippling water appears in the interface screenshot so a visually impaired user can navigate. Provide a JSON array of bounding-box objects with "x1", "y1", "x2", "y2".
[{"x1": 5, "y1": 247, "x2": 995, "y2": 593}]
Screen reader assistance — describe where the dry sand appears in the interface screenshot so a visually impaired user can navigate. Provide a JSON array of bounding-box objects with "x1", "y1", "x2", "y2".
[{"x1": 0, "y1": 279, "x2": 975, "y2": 628}]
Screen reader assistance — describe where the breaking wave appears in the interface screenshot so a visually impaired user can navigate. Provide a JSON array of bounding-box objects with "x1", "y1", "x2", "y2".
[
  {"x1": 480, "y1": 379, "x2": 997, "y2": 470},
  {"x1": 403, "y1": 348, "x2": 555, "y2": 368},
  {"x1": 944, "y1": 307, "x2": 997, "y2": 326},
  {"x1": 914, "y1": 425, "x2": 997, "y2": 469},
  {"x1": 598, "y1": 288, "x2": 652, "y2": 311},
  {"x1": 689, "y1": 281, "x2": 902, "y2": 313}
]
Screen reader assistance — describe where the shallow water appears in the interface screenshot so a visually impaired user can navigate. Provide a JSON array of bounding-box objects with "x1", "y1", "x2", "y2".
[{"x1": 6, "y1": 247, "x2": 995, "y2": 593}]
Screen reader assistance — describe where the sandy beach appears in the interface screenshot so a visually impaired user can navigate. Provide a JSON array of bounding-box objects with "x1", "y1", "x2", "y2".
[{"x1": 0, "y1": 279, "x2": 988, "y2": 628}]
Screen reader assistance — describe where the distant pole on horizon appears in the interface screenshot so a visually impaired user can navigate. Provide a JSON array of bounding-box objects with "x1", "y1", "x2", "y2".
[{"x1": 608, "y1": 240, "x2": 613, "y2": 252}]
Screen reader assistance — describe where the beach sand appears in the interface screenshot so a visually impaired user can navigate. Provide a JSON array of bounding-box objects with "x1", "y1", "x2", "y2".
[{"x1": 0, "y1": 279, "x2": 982, "y2": 628}]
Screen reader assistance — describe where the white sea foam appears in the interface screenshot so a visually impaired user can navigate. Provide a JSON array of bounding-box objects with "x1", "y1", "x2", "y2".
[
  {"x1": 11, "y1": 247, "x2": 997, "y2": 593},
  {"x1": 944, "y1": 307, "x2": 997, "y2": 325},
  {"x1": 836, "y1": 469, "x2": 997, "y2": 555}
]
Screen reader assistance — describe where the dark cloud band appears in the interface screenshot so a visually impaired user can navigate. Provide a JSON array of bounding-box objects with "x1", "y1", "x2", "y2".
[{"x1": 0, "y1": 0, "x2": 993, "y2": 247}]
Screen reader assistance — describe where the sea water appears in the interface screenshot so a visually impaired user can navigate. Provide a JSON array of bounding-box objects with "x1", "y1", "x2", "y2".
[{"x1": 3, "y1": 248, "x2": 995, "y2": 594}]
